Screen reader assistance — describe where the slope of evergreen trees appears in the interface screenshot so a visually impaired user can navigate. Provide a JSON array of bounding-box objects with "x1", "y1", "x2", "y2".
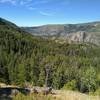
[{"x1": 0, "y1": 18, "x2": 100, "y2": 94}]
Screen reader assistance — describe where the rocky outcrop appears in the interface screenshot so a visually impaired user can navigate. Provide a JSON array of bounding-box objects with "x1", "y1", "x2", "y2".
[
  {"x1": 31, "y1": 86, "x2": 52, "y2": 95},
  {"x1": 69, "y1": 31, "x2": 86, "y2": 42},
  {"x1": 58, "y1": 31, "x2": 100, "y2": 45}
]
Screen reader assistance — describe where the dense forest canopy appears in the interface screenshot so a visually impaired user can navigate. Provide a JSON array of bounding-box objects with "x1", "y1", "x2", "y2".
[{"x1": 0, "y1": 18, "x2": 100, "y2": 95}]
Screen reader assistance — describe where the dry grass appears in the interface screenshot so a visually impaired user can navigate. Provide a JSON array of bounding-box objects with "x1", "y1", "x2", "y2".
[
  {"x1": 52, "y1": 90, "x2": 100, "y2": 100},
  {"x1": 13, "y1": 93, "x2": 57, "y2": 100}
]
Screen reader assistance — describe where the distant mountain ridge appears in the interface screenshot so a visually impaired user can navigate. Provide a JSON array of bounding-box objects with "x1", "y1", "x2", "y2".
[
  {"x1": 0, "y1": 17, "x2": 100, "y2": 45},
  {"x1": 22, "y1": 21, "x2": 100, "y2": 36},
  {"x1": 22, "y1": 21, "x2": 100, "y2": 45}
]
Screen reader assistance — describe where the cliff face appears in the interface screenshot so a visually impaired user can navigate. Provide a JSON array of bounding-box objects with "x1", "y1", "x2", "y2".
[{"x1": 58, "y1": 31, "x2": 100, "y2": 45}]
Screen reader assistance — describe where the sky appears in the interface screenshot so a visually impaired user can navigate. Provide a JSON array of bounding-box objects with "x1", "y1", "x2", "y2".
[{"x1": 0, "y1": 0, "x2": 100, "y2": 26}]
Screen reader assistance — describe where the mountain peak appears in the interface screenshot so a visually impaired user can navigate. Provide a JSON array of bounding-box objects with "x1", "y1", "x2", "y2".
[{"x1": 0, "y1": 17, "x2": 17, "y2": 29}]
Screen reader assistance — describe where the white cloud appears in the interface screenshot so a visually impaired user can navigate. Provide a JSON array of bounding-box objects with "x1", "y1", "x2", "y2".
[
  {"x1": 39, "y1": 11, "x2": 54, "y2": 16},
  {"x1": 61, "y1": 0, "x2": 70, "y2": 5},
  {"x1": 0, "y1": 0, "x2": 69, "y2": 15},
  {"x1": 0, "y1": 0, "x2": 37, "y2": 11},
  {"x1": 19, "y1": 0, "x2": 32, "y2": 6},
  {"x1": 28, "y1": 7, "x2": 36, "y2": 10},
  {"x1": 0, "y1": 0, "x2": 70, "y2": 6},
  {"x1": 33, "y1": 0, "x2": 50, "y2": 5},
  {"x1": 0, "y1": 0, "x2": 33, "y2": 6},
  {"x1": 19, "y1": 0, "x2": 25, "y2": 5},
  {"x1": 0, "y1": 0, "x2": 17, "y2": 5}
]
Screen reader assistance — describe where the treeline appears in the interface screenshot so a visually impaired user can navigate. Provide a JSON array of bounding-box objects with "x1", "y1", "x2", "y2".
[{"x1": 0, "y1": 28, "x2": 100, "y2": 94}]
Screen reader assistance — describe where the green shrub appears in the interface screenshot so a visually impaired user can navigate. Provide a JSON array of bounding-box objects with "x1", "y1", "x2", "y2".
[
  {"x1": 62, "y1": 80, "x2": 78, "y2": 91},
  {"x1": 80, "y1": 67, "x2": 97, "y2": 93},
  {"x1": 95, "y1": 88, "x2": 100, "y2": 96}
]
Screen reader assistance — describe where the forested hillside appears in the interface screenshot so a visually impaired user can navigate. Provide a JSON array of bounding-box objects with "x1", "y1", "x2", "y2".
[{"x1": 0, "y1": 18, "x2": 100, "y2": 95}]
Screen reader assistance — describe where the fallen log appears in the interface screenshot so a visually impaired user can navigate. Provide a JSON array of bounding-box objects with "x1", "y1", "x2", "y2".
[{"x1": 31, "y1": 86, "x2": 52, "y2": 95}]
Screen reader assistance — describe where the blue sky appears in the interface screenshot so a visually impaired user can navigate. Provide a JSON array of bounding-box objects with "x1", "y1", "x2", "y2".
[{"x1": 0, "y1": 0, "x2": 100, "y2": 26}]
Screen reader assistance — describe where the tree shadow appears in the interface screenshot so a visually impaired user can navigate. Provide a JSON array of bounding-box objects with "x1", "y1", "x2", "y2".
[
  {"x1": 0, "y1": 87, "x2": 30, "y2": 100},
  {"x1": 0, "y1": 95, "x2": 12, "y2": 100}
]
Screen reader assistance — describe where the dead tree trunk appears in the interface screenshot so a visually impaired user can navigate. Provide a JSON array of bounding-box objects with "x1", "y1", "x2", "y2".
[{"x1": 45, "y1": 67, "x2": 50, "y2": 87}]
